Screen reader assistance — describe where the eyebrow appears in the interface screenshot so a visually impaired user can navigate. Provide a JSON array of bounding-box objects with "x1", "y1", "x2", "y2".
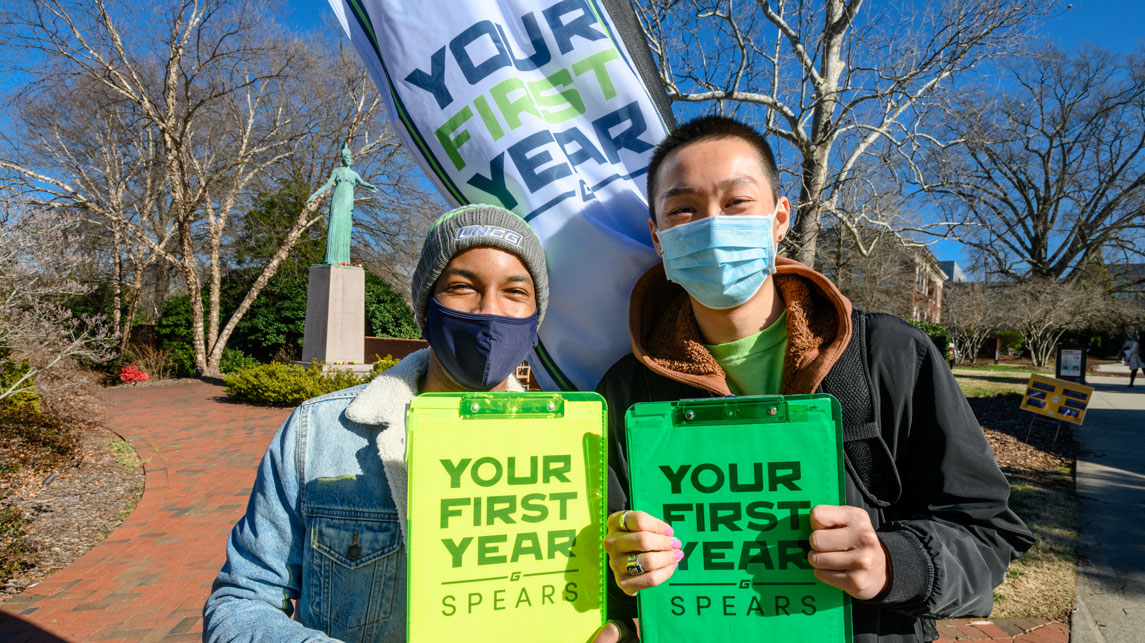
[
  {"x1": 439, "y1": 268, "x2": 532, "y2": 285},
  {"x1": 440, "y1": 267, "x2": 479, "y2": 281},
  {"x1": 659, "y1": 176, "x2": 759, "y2": 201}
]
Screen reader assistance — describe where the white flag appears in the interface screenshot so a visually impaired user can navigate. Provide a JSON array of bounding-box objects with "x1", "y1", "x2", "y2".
[{"x1": 329, "y1": 0, "x2": 672, "y2": 390}]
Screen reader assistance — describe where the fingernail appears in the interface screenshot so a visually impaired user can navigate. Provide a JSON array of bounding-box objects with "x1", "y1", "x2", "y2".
[
  {"x1": 665, "y1": 526, "x2": 675, "y2": 537},
  {"x1": 674, "y1": 549, "x2": 684, "y2": 560},
  {"x1": 671, "y1": 537, "x2": 682, "y2": 549}
]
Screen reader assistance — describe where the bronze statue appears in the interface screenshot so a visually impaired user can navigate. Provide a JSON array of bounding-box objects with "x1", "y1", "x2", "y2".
[{"x1": 307, "y1": 142, "x2": 378, "y2": 265}]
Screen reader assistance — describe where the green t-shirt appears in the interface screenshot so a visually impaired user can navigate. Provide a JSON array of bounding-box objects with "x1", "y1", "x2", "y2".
[{"x1": 703, "y1": 311, "x2": 787, "y2": 396}]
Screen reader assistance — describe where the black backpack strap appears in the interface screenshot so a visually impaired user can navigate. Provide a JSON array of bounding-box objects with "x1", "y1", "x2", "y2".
[{"x1": 818, "y1": 310, "x2": 902, "y2": 508}]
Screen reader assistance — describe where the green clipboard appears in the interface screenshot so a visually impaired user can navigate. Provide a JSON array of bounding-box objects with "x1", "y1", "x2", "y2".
[
  {"x1": 405, "y1": 392, "x2": 608, "y2": 642},
  {"x1": 625, "y1": 394, "x2": 851, "y2": 642}
]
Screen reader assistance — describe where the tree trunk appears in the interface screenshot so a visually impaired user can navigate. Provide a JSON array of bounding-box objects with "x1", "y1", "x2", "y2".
[
  {"x1": 1029, "y1": 334, "x2": 1058, "y2": 369},
  {"x1": 965, "y1": 332, "x2": 991, "y2": 367},
  {"x1": 790, "y1": 140, "x2": 836, "y2": 268},
  {"x1": 790, "y1": 198, "x2": 822, "y2": 267},
  {"x1": 118, "y1": 261, "x2": 146, "y2": 355},
  {"x1": 790, "y1": 0, "x2": 843, "y2": 270},
  {"x1": 153, "y1": 262, "x2": 171, "y2": 321},
  {"x1": 111, "y1": 226, "x2": 123, "y2": 348},
  {"x1": 207, "y1": 223, "x2": 222, "y2": 354},
  {"x1": 791, "y1": 156, "x2": 829, "y2": 267},
  {"x1": 176, "y1": 215, "x2": 209, "y2": 375},
  {"x1": 204, "y1": 201, "x2": 322, "y2": 376}
]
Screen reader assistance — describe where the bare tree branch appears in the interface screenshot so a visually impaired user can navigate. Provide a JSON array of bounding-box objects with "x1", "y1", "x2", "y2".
[
  {"x1": 635, "y1": 0, "x2": 1048, "y2": 266},
  {"x1": 921, "y1": 46, "x2": 1145, "y2": 283}
]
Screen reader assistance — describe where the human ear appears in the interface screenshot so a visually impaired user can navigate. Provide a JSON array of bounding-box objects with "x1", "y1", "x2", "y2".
[
  {"x1": 773, "y1": 196, "x2": 791, "y2": 244},
  {"x1": 648, "y1": 218, "x2": 663, "y2": 256}
]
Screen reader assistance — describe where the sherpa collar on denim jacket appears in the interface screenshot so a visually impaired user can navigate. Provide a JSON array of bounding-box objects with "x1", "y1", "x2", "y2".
[{"x1": 343, "y1": 347, "x2": 525, "y2": 546}]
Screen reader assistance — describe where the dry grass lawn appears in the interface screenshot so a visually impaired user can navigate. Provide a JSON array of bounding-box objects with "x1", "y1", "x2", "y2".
[
  {"x1": 958, "y1": 382, "x2": 1078, "y2": 622},
  {"x1": 992, "y1": 465, "x2": 1077, "y2": 619},
  {"x1": 953, "y1": 368, "x2": 1031, "y2": 398}
]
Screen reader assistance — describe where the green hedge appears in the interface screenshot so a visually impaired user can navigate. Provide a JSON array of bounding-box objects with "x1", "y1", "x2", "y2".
[
  {"x1": 0, "y1": 358, "x2": 39, "y2": 413},
  {"x1": 996, "y1": 330, "x2": 1024, "y2": 355},
  {"x1": 223, "y1": 355, "x2": 399, "y2": 406},
  {"x1": 220, "y1": 348, "x2": 260, "y2": 375}
]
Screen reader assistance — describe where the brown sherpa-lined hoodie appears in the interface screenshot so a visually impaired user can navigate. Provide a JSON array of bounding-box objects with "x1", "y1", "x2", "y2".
[{"x1": 629, "y1": 256, "x2": 853, "y2": 395}]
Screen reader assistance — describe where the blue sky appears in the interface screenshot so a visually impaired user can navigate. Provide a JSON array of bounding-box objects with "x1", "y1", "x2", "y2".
[
  {"x1": 290, "y1": 1, "x2": 1145, "y2": 270},
  {"x1": 291, "y1": 0, "x2": 1145, "y2": 48},
  {"x1": 1043, "y1": 0, "x2": 1145, "y2": 52}
]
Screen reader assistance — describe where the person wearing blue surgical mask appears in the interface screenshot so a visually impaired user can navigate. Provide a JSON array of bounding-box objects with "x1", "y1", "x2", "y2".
[
  {"x1": 204, "y1": 204, "x2": 551, "y2": 642},
  {"x1": 593, "y1": 116, "x2": 1032, "y2": 643}
]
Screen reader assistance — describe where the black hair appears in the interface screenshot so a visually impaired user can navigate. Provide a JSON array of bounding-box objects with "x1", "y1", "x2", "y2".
[{"x1": 646, "y1": 115, "x2": 782, "y2": 222}]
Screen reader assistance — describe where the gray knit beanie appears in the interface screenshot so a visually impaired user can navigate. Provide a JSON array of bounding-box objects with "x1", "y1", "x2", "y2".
[{"x1": 411, "y1": 204, "x2": 549, "y2": 329}]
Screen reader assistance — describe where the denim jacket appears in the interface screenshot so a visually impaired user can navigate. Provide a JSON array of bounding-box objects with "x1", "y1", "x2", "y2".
[{"x1": 203, "y1": 349, "x2": 525, "y2": 642}]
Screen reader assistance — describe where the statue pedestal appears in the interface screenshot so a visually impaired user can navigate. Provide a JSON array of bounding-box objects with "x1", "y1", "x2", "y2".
[{"x1": 300, "y1": 264, "x2": 365, "y2": 368}]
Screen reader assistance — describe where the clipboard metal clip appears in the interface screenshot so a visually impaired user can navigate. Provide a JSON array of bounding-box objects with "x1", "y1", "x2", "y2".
[
  {"x1": 459, "y1": 393, "x2": 566, "y2": 419},
  {"x1": 674, "y1": 397, "x2": 789, "y2": 425}
]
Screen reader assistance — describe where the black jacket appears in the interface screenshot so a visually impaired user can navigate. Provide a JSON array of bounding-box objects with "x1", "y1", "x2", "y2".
[{"x1": 597, "y1": 260, "x2": 1034, "y2": 642}]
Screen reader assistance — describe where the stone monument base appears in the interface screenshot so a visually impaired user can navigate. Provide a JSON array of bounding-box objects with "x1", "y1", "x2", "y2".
[
  {"x1": 301, "y1": 264, "x2": 365, "y2": 367},
  {"x1": 293, "y1": 360, "x2": 374, "y2": 376}
]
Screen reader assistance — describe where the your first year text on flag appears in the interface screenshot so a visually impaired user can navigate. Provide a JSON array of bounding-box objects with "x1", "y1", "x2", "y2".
[{"x1": 330, "y1": 0, "x2": 670, "y2": 392}]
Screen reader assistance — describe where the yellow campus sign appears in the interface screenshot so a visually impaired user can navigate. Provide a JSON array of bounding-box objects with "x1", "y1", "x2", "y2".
[
  {"x1": 405, "y1": 392, "x2": 607, "y2": 642},
  {"x1": 1019, "y1": 374, "x2": 1093, "y2": 425}
]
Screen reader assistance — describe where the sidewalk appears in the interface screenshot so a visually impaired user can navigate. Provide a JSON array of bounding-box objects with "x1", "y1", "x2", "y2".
[
  {"x1": 1070, "y1": 373, "x2": 1145, "y2": 642},
  {"x1": 0, "y1": 381, "x2": 290, "y2": 642}
]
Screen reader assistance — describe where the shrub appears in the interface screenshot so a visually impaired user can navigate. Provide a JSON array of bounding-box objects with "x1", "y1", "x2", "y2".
[
  {"x1": 229, "y1": 272, "x2": 308, "y2": 361},
  {"x1": 126, "y1": 344, "x2": 172, "y2": 380},
  {"x1": 371, "y1": 354, "x2": 400, "y2": 378},
  {"x1": 270, "y1": 344, "x2": 300, "y2": 364},
  {"x1": 152, "y1": 297, "x2": 200, "y2": 377},
  {"x1": 223, "y1": 362, "x2": 370, "y2": 406},
  {"x1": 220, "y1": 348, "x2": 260, "y2": 374},
  {"x1": 365, "y1": 274, "x2": 420, "y2": 339},
  {"x1": 118, "y1": 365, "x2": 150, "y2": 385},
  {"x1": 0, "y1": 358, "x2": 39, "y2": 413},
  {"x1": 997, "y1": 330, "x2": 1025, "y2": 355},
  {"x1": 166, "y1": 342, "x2": 197, "y2": 378},
  {"x1": 155, "y1": 295, "x2": 196, "y2": 345}
]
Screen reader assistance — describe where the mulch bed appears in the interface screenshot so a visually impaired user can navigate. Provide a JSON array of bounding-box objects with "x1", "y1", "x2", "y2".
[
  {"x1": 0, "y1": 422, "x2": 143, "y2": 602},
  {"x1": 969, "y1": 395, "x2": 1075, "y2": 486}
]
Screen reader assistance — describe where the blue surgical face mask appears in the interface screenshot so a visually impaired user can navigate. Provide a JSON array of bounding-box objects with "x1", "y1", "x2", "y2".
[
  {"x1": 656, "y1": 213, "x2": 777, "y2": 309},
  {"x1": 423, "y1": 297, "x2": 539, "y2": 390}
]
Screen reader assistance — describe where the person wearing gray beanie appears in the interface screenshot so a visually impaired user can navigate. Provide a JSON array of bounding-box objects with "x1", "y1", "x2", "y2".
[
  {"x1": 204, "y1": 203, "x2": 558, "y2": 643},
  {"x1": 410, "y1": 204, "x2": 550, "y2": 393}
]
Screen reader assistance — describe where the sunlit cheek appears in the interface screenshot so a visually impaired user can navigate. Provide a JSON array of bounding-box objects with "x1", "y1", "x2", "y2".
[
  {"x1": 438, "y1": 293, "x2": 479, "y2": 314},
  {"x1": 501, "y1": 296, "x2": 536, "y2": 319}
]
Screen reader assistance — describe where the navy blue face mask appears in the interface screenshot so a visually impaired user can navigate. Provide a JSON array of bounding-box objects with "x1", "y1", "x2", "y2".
[{"x1": 423, "y1": 297, "x2": 539, "y2": 391}]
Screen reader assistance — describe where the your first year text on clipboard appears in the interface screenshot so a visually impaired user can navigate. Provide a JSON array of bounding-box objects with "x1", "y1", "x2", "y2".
[
  {"x1": 625, "y1": 394, "x2": 852, "y2": 642},
  {"x1": 405, "y1": 392, "x2": 608, "y2": 643}
]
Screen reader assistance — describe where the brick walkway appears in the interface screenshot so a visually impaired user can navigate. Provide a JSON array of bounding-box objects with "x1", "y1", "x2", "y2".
[
  {"x1": 0, "y1": 380, "x2": 1069, "y2": 642},
  {"x1": 0, "y1": 381, "x2": 290, "y2": 642},
  {"x1": 936, "y1": 619, "x2": 1068, "y2": 641}
]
